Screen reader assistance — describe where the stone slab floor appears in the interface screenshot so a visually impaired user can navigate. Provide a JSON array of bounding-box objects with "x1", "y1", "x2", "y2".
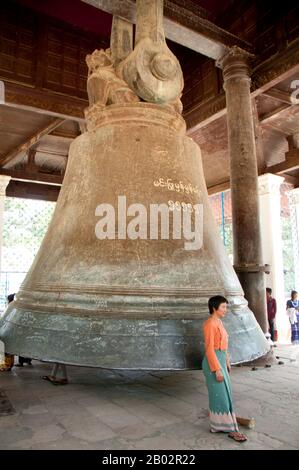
[{"x1": 0, "y1": 344, "x2": 299, "y2": 450}]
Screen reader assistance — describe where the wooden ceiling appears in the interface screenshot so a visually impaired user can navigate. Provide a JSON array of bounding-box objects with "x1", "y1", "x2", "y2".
[
  {"x1": 0, "y1": 0, "x2": 298, "y2": 200},
  {"x1": 192, "y1": 71, "x2": 299, "y2": 193}
]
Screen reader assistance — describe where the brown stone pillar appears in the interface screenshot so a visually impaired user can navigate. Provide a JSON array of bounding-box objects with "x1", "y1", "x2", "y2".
[
  {"x1": 0, "y1": 175, "x2": 11, "y2": 275},
  {"x1": 217, "y1": 47, "x2": 268, "y2": 333}
]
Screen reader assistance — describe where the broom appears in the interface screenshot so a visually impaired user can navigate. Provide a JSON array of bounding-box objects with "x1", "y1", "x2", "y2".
[{"x1": 236, "y1": 416, "x2": 255, "y2": 429}]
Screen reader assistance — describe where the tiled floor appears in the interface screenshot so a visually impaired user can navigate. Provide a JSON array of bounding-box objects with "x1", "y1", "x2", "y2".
[{"x1": 0, "y1": 344, "x2": 299, "y2": 450}]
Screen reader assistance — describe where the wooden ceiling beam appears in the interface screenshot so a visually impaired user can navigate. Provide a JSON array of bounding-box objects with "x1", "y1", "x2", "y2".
[
  {"x1": 207, "y1": 180, "x2": 230, "y2": 195},
  {"x1": 3, "y1": 81, "x2": 87, "y2": 122},
  {"x1": 34, "y1": 149, "x2": 68, "y2": 157},
  {"x1": 82, "y1": 0, "x2": 252, "y2": 59},
  {"x1": 6, "y1": 180, "x2": 60, "y2": 202},
  {"x1": 50, "y1": 129, "x2": 80, "y2": 139},
  {"x1": 266, "y1": 148, "x2": 299, "y2": 174},
  {"x1": 282, "y1": 174, "x2": 299, "y2": 187},
  {"x1": 208, "y1": 150, "x2": 299, "y2": 194},
  {"x1": 259, "y1": 104, "x2": 291, "y2": 124},
  {"x1": 262, "y1": 88, "x2": 294, "y2": 105},
  {"x1": 186, "y1": 46, "x2": 299, "y2": 133},
  {"x1": 27, "y1": 148, "x2": 37, "y2": 171},
  {"x1": 0, "y1": 168, "x2": 63, "y2": 186},
  {"x1": 0, "y1": 118, "x2": 66, "y2": 167},
  {"x1": 2, "y1": 41, "x2": 297, "y2": 136}
]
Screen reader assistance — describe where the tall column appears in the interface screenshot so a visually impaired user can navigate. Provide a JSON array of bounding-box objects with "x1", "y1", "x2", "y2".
[
  {"x1": 258, "y1": 173, "x2": 289, "y2": 342},
  {"x1": 287, "y1": 187, "x2": 299, "y2": 291},
  {"x1": 217, "y1": 47, "x2": 268, "y2": 333},
  {"x1": 0, "y1": 175, "x2": 11, "y2": 274}
]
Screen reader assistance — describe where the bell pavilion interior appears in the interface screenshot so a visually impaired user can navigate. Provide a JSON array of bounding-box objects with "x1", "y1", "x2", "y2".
[{"x1": 0, "y1": 0, "x2": 299, "y2": 451}]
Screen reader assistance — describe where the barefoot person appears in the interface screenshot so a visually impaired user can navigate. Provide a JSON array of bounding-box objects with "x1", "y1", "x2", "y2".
[
  {"x1": 0, "y1": 294, "x2": 15, "y2": 372},
  {"x1": 202, "y1": 295, "x2": 247, "y2": 442},
  {"x1": 286, "y1": 290, "x2": 299, "y2": 344}
]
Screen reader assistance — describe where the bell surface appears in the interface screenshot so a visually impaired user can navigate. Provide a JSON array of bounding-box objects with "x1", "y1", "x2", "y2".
[{"x1": 0, "y1": 102, "x2": 269, "y2": 369}]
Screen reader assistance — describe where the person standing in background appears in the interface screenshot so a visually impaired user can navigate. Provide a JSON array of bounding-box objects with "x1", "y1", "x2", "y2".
[
  {"x1": 266, "y1": 288, "x2": 277, "y2": 343},
  {"x1": 0, "y1": 293, "x2": 15, "y2": 371},
  {"x1": 286, "y1": 290, "x2": 299, "y2": 344}
]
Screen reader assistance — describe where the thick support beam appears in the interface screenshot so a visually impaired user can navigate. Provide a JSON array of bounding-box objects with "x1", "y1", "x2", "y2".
[
  {"x1": 27, "y1": 148, "x2": 37, "y2": 171},
  {"x1": 110, "y1": 16, "x2": 133, "y2": 66},
  {"x1": 207, "y1": 180, "x2": 230, "y2": 195},
  {"x1": 260, "y1": 104, "x2": 291, "y2": 124},
  {"x1": 6, "y1": 180, "x2": 60, "y2": 202},
  {"x1": 82, "y1": 0, "x2": 252, "y2": 59},
  {"x1": 0, "y1": 118, "x2": 65, "y2": 167},
  {"x1": 208, "y1": 170, "x2": 299, "y2": 196},
  {"x1": 0, "y1": 169, "x2": 63, "y2": 186},
  {"x1": 3, "y1": 82, "x2": 87, "y2": 122},
  {"x1": 282, "y1": 174, "x2": 299, "y2": 187},
  {"x1": 217, "y1": 46, "x2": 268, "y2": 334},
  {"x1": 267, "y1": 147, "x2": 299, "y2": 174},
  {"x1": 262, "y1": 88, "x2": 294, "y2": 105}
]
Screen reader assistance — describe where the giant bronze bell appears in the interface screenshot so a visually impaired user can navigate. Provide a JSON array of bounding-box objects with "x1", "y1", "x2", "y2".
[{"x1": 0, "y1": 0, "x2": 269, "y2": 369}]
